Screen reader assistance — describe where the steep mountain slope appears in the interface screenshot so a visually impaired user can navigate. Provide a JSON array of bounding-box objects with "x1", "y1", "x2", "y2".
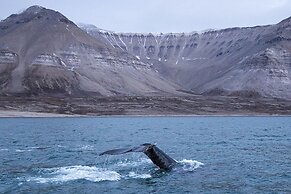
[
  {"x1": 0, "y1": 6, "x2": 180, "y2": 96},
  {"x1": 82, "y1": 17, "x2": 291, "y2": 99}
]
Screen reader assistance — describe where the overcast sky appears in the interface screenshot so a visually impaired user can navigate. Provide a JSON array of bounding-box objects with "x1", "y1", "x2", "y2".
[{"x1": 1, "y1": 0, "x2": 291, "y2": 33}]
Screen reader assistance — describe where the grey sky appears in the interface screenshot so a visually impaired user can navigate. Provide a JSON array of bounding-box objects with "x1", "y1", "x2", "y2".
[{"x1": 1, "y1": 0, "x2": 291, "y2": 33}]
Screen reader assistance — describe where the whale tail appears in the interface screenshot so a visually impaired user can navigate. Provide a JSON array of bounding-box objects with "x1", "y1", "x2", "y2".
[
  {"x1": 99, "y1": 143, "x2": 176, "y2": 170},
  {"x1": 99, "y1": 143, "x2": 152, "y2": 156}
]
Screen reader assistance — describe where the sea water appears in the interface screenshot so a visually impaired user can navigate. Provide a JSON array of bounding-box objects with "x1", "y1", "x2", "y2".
[{"x1": 0, "y1": 116, "x2": 290, "y2": 193}]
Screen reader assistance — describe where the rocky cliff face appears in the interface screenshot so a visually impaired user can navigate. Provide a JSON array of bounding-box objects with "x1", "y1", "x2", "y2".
[
  {"x1": 0, "y1": 6, "x2": 180, "y2": 96},
  {"x1": 81, "y1": 17, "x2": 291, "y2": 99},
  {"x1": 1, "y1": 6, "x2": 290, "y2": 99}
]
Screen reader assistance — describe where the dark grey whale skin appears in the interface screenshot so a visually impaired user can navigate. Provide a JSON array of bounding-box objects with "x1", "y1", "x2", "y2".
[{"x1": 99, "y1": 143, "x2": 177, "y2": 170}]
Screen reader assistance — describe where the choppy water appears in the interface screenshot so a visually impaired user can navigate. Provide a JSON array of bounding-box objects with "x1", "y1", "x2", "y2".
[{"x1": 0, "y1": 116, "x2": 290, "y2": 193}]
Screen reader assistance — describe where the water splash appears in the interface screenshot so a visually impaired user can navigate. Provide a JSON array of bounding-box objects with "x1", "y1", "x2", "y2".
[
  {"x1": 25, "y1": 158, "x2": 203, "y2": 184},
  {"x1": 115, "y1": 158, "x2": 152, "y2": 168},
  {"x1": 178, "y1": 159, "x2": 204, "y2": 171},
  {"x1": 27, "y1": 165, "x2": 121, "y2": 183},
  {"x1": 128, "y1": 171, "x2": 151, "y2": 179}
]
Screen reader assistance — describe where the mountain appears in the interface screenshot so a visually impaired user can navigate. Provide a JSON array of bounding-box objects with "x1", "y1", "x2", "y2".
[
  {"x1": 0, "y1": 6, "x2": 180, "y2": 96},
  {"x1": 81, "y1": 17, "x2": 291, "y2": 99},
  {"x1": 1, "y1": 5, "x2": 290, "y2": 100}
]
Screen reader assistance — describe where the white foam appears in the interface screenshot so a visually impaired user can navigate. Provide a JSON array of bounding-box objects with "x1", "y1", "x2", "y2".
[
  {"x1": 115, "y1": 158, "x2": 152, "y2": 167},
  {"x1": 78, "y1": 145, "x2": 95, "y2": 151},
  {"x1": 178, "y1": 159, "x2": 204, "y2": 171},
  {"x1": 28, "y1": 146, "x2": 42, "y2": 149},
  {"x1": 128, "y1": 171, "x2": 151, "y2": 179},
  {"x1": 16, "y1": 146, "x2": 48, "y2": 152},
  {"x1": 27, "y1": 166, "x2": 120, "y2": 183},
  {"x1": 15, "y1": 149, "x2": 32, "y2": 152},
  {"x1": 0, "y1": 148, "x2": 9, "y2": 151}
]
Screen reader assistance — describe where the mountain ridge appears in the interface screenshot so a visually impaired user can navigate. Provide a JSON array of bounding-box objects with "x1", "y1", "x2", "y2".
[
  {"x1": 0, "y1": 6, "x2": 181, "y2": 96},
  {"x1": 80, "y1": 17, "x2": 291, "y2": 99},
  {"x1": 0, "y1": 5, "x2": 290, "y2": 100}
]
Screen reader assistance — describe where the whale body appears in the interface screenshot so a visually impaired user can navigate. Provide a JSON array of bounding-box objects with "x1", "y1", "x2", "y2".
[{"x1": 99, "y1": 143, "x2": 177, "y2": 170}]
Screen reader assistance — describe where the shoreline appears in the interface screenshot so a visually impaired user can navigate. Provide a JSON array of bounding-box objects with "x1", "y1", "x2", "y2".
[
  {"x1": 0, "y1": 110, "x2": 290, "y2": 118},
  {"x1": 1, "y1": 95, "x2": 291, "y2": 117},
  {"x1": 0, "y1": 110, "x2": 82, "y2": 118}
]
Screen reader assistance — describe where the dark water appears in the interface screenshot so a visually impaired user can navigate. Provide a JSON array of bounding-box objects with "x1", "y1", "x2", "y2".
[{"x1": 0, "y1": 116, "x2": 290, "y2": 193}]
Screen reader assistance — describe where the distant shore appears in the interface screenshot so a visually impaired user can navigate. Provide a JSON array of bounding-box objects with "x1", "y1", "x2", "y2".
[
  {"x1": 1, "y1": 95, "x2": 291, "y2": 117},
  {"x1": 1, "y1": 110, "x2": 290, "y2": 118},
  {"x1": 0, "y1": 110, "x2": 80, "y2": 118}
]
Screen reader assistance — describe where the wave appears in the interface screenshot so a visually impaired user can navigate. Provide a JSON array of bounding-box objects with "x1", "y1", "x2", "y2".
[
  {"x1": 178, "y1": 159, "x2": 204, "y2": 171},
  {"x1": 15, "y1": 149, "x2": 33, "y2": 152},
  {"x1": 73, "y1": 145, "x2": 95, "y2": 151},
  {"x1": 27, "y1": 146, "x2": 48, "y2": 150},
  {"x1": 79, "y1": 145, "x2": 95, "y2": 151},
  {"x1": 14, "y1": 145, "x2": 93, "y2": 153},
  {"x1": 27, "y1": 165, "x2": 121, "y2": 183},
  {"x1": 57, "y1": 145, "x2": 66, "y2": 148},
  {"x1": 14, "y1": 146, "x2": 50, "y2": 153}
]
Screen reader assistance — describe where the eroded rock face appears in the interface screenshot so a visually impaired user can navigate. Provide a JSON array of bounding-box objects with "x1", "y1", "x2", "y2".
[
  {"x1": 1, "y1": 5, "x2": 290, "y2": 99},
  {"x1": 0, "y1": 6, "x2": 181, "y2": 96},
  {"x1": 0, "y1": 50, "x2": 18, "y2": 91},
  {"x1": 32, "y1": 54, "x2": 65, "y2": 67},
  {"x1": 25, "y1": 64, "x2": 79, "y2": 95},
  {"x1": 245, "y1": 48, "x2": 290, "y2": 78},
  {"x1": 24, "y1": 53, "x2": 77, "y2": 94},
  {"x1": 81, "y1": 17, "x2": 291, "y2": 99}
]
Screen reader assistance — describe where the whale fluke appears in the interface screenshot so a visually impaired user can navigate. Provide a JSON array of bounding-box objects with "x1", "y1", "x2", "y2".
[
  {"x1": 99, "y1": 143, "x2": 177, "y2": 170},
  {"x1": 99, "y1": 146, "x2": 144, "y2": 156}
]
